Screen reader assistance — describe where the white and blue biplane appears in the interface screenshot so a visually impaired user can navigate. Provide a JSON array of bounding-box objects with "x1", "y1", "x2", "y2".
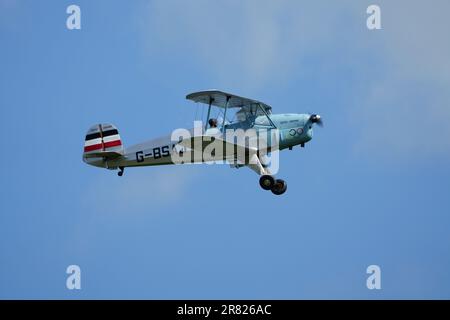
[{"x1": 83, "y1": 90, "x2": 322, "y2": 195}]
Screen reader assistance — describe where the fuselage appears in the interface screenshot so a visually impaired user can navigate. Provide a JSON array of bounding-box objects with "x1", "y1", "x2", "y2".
[{"x1": 84, "y1": 113, "x2": 314, "y2": 169}]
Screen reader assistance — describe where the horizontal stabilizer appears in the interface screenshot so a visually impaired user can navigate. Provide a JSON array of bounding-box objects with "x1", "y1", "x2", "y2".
[{"x1": 83, "y1": 150, "x2": 123, "y2": 159}]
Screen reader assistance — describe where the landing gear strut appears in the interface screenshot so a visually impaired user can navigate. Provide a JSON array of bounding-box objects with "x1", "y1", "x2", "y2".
[
  {"x1": 117, "y1": 166, "x2": 124, "y2": 177},
  {"x1": 259, "y1": 175, "x2": 287, "y2": 195}
]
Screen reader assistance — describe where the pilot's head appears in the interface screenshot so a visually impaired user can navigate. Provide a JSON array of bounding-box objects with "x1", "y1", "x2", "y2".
[{"x1": 208, "y1": 118, "x2": 218, "y2": 128}]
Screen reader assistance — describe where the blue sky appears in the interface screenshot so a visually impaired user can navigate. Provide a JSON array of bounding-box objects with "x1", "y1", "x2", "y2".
[{"x1": 1, "y1": 0, "x2": 450, "y2": 299}]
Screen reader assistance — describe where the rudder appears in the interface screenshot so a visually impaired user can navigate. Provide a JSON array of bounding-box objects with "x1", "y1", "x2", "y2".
[{"x1": 83, "y1": 123, "x2": 123, "y2": 156}]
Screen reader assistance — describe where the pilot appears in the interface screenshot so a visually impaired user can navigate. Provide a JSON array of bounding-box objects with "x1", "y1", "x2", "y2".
[{"x1": 208, "y1": 118, "x2": 218, "y2": 128}]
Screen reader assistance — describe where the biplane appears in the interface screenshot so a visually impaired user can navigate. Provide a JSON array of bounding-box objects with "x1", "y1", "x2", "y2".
[{"x1": 83, "y1": 90, "x2": 322, "y2": 195}]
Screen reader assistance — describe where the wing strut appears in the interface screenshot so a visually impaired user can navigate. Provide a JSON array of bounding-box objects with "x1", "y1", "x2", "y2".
[
  {"x1": 205, "y1": 97, "x2": 213, "y2": 131},
  {"x1": 222, "y1": 95, "x2": 231, "y2": 131},
  {"x1": 258, "y1": 103, "x2": 277, "y2": 128}
]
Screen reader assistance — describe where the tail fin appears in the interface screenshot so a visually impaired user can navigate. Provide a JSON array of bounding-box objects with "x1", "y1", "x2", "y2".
[{"x1": 83, "y1": 123, "x2": 124, "y2": 158}]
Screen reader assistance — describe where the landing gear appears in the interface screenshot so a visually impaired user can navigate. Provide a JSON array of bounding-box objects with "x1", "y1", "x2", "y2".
[
  {"x1": 253, "y1": 156, "x2": 287, "y2": 195},
  {"x1": 259, "y1": 175, "x2": 287, "y2": 195},
  {"x1": 117, "y1": 166, "x2": 124, "y2": 177},
  {"x1": 271, "y1": 179, "x2": 287, "y2": 195},
  {"x1": 259, "y1": 175, "x2": 275, "y2": 190}
]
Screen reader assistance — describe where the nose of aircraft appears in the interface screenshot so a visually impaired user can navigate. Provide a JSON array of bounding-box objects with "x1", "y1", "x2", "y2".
[{"x1": 309, "y1": 114, "x2": 323, "y2": 127}]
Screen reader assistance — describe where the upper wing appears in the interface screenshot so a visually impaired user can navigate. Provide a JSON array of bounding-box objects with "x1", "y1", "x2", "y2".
[{"x1": 186, "y1": 90, "x2": 272, "y2": 114}]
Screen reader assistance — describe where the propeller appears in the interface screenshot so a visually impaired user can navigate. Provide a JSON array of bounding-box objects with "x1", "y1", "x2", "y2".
[{"x1": 309, "y1": 114, "x2": 323, "y2": 127}]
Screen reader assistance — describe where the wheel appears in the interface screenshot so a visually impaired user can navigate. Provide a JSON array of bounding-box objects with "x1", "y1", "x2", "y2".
[
  {"x1": 259, "y1": 175, "x2": 275, "y2": 190},
  {"x1": 271, "y1": 179, "x2": 287, "y2": 195},
  {"x1": 118, "y1": 171, "x2": 123, "y2": 177}
]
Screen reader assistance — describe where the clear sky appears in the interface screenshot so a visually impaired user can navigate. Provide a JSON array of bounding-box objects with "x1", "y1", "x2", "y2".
[{"x1": 1, "y1": 0, "x2": 450, "y2": 299}]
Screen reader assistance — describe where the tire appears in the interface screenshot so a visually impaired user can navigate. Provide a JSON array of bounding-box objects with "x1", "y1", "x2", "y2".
[
  {"x1": 259, "y1": 175, "x2": 275, "y2": 190},
  {"x1": 271, "y1": 179, "x2": 287, "y2": 195}
]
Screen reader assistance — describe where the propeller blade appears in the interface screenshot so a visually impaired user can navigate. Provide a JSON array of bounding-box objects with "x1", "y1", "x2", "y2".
[{"x1": 316, "y1": 118, "x2": 323, "y2": 127}]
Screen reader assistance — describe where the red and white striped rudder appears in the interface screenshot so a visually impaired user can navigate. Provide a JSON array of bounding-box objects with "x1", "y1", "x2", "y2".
[{"x1": 83, "y1": 123, "x2": 123, "y2": 156}]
